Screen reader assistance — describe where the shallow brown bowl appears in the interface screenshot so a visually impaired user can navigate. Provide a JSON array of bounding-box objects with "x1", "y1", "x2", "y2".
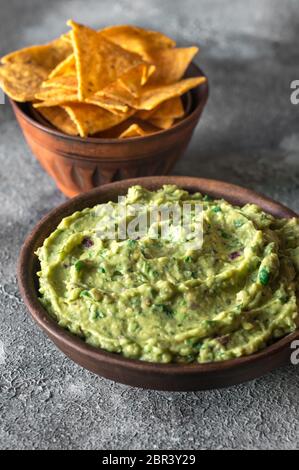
[
  {"x1": 17, "y1": 176, "x2": 299, "y2": 391},
  {"x1": 10, "y1": 63, "x2": 208, "y2": 198}
]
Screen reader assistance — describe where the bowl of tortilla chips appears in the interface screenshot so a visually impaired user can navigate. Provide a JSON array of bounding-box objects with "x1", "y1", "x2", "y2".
[{"x1": 1, "y1": 21, "x2": 209, "y2": 197}]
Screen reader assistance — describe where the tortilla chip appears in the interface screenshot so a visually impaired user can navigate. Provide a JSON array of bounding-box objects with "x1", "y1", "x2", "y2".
[
  {"x1": 51, "y1": 54, "x2": 74, "y2": 74},
  {"x1": 37, "y1": 106, "x2": 78, "y2": 135},
  {"x1": 148, "y1": 117, "x2": 175, "y2": 129},
  {"x1": 34, "y1": 86, "x2": 78, "y2": 105},
  {"x1": 67, "y1": 20, "x2": 146, "y2": 100},
  {"x1": 0, "y1": 37, "x2": 72, "y2": 101},
  {"x1": 42, "y1": 75, "x2": 78, "y2": 93},
  {"x1": 42, "y1": 75, "x2": 77, "y2": 90},
  {"x1": 44, "y1": 61, "x2": 154, "y2": 96},
  {"x1": 62, "y1": 25, "x2": 175, "y2": 60},
  {"x1": 137, "y1": 96, "x2": 184, "y2": 120},
  {"x1": 34, "y1": 100, "x2": 77, "y2": 108},
  {"x1": 0, "y1": 21, "x2": 205, "y2": 138},
  {"x1": 156, "y1": 97, "x2": 184, "y2": 118},
  {"x1": 48, "y1": 54, "x2": 76, "y2": 79},
  {"x1": 63, "y1": 103, "x2": 134, "y2": 137},
  {"x1": 119, "y1": 123, "x2": 153, "y2": 138},
  {"x1": 1, "y1": 38, "x2": 72, "y2": 71},
  {"x1": 101, "y1": 76, "x2": 206, "y2": 110},
  {"x1": 147, "y1": 47, "x2": 198, "y2": 85},
  {"x1": 136, "y1": 76, "x2": 206, "y2": 110},
  {"x1": 35, "y1": 100, "x2": 127, "y2": 116},
  {"x1": 60, "y1": 32, "x2": 72, "y2": 44},
  {"x1": 0, "y1": 63, "x2": 48, "y2": 101},
  {"x1": 45, "y1": 54, "x2": 78, "y2": 95},
  {"x1": 120, "y1": 63, "x2": 155, "y2": 93},
  {"x1": 84, "y1": 94, "x2": 129, "y2": 113},
  {"x1": 35, "y1": 85, "x2": 128, "y2": 114},
  {"x1": 101, "y1": 25, "x2": 176, "y2": 60},
  {"x1": 95, "y1": 63, "x2": 155, "y2": 111}
]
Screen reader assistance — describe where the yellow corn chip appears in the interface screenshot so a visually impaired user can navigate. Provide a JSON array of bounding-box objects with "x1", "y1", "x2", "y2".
[
  {"x1": 148, "y1": 117, "x2": 174, "y2": 129},
  {"x1": 0, "y1": 20, "x2": 206, "y2": 138},
  {"x1": 156, "y1": 96, "x2": 184, "y2": 118},
  {"x1": 44, "y1": 61, "x2": 154, "y2": 94},
  {"x1": 101, "y1": 25, "x2": 176, "y2": 60},
  {"x1": 0, "y1": 63, "x2": 48, "y2": 101},
  {"x1": 147, "y1": 47, "x2": 198, "y2": 85},
  {"x1": 0, "y1": 37, "x2": 72, "y2": 101},
  {"x1": 136, "y1": 76, "x2": 206, "y2": 110},
  {"x1": 1, "y1": 38, "x2": 72, "y2": 71},
  {"x1": 37, "y1": 106, "x2": 78, "y2": 135},
  {"x1": 35, "y1": 85, "x2": 128, "y2": 114},
  {"x1": 119, "y1": 123, "x2": 153, "y2": 138},
  {"x1": 67, "y1": 20, "x2": 146, "y2": 100},
  {"x1": 34, "y1": 86, "x2": 78, "y2": 104},
  {"x1": 84, "y1": 94, "x2": 129, "y2": 113},
  {"x1": 42, "y1": 75, "x2": 77, "y2": 90},
  {"x1": 137, "y1": 96, "x2": 184, "y2": 120},
  {"x1": 62, "y1": 25, "x2": 175, "y2": 60},
  {"x1": 101, "y1": 76, "x2": 206, "y2": 110},
  {"x1": 48, "y1": 54, "x2": 76, "y2": 79},
  {"x1": 60, "y1": 32, "x2": 72, "y2": 43},
  {"x1": 96, "y1": 63, "x2": 155, "y2": 110},
  {"x1": 119, "y1": 63, "x2": 155, "y2": 93},
  {"x1": 63, "y1": 103, "x2": 134, "y2": 137}
]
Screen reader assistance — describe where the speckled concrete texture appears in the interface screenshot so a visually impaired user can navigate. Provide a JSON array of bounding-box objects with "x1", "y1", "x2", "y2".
[{"x1": 0, "y1": 0, "x2": 299, "y2": 450}]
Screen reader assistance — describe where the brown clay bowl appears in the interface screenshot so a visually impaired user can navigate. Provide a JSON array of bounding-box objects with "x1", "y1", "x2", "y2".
[
  {"x1": 10, "y1": 63, "x2": 209, "y2": 198},
  {"x1": 17, "y1": 176, "x2": 299, "y2": 391}
]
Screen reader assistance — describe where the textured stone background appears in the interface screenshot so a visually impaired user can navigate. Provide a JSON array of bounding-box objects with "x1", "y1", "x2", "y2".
[{"x1": 0, "y1": 0, "x2": 299, "y2": 450}]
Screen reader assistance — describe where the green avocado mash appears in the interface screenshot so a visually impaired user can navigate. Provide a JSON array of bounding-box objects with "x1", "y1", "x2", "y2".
[{"x1": 36, "y1": 185, "x2": 299, "y2": 363}]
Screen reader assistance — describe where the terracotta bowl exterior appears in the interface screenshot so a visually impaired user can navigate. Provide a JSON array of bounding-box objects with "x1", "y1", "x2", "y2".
[
  {"x1": 10, "y1": 64, "x2": 209, "y2": 198},
  {"x1": 17, "y1": 176, "x2": 299, "y2": 391}
]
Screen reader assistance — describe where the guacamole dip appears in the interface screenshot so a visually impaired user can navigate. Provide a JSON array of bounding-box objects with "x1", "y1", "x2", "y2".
[{"x1": 36, "y1": 185, "x2": 299, "y2": 363}]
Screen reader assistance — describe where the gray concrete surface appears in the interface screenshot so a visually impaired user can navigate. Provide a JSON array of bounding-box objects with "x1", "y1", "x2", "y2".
[{"x1": 0, "y1": 0, "x2": 299, "y2": 450}]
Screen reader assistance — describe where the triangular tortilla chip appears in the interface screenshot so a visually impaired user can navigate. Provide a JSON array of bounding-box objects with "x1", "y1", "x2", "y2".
[
  {"x1": 67, "y1": 20, "x2": 146, "y2": 100},
  {"x1": 61, "y1": 25, "x2": 175, "y2": 60},
  {"x1": 84, "y1": 94, "x2": 129, "y2": 113},
  {"x1": 0, "y1": 20, "x2": 205, "y2": 138},
  {"x1": 37, "y1": 106, "x2": 78, "y2": 135},
  {"x1": 35, "y1": 85, "x2": 129, "y2": 114},
  {"x1": 137, "y1": 96, "x2": 184, "y2": 120},
  {"x1": 96, "y1": 63, "x2": 155, "y2": 107},
  {"x1": 34, "y1": 86, "x2": 78, "y2": 104},
  {"x1": 147, "y1": 117, "x2": 174, "y2": 129},
  {"x1": 48, "y1": 54, "x2": 76, "y2": 79},
  {"x1": 100, "y1": 25, "x2": 176, "y2": 60},
  {"x1": 136, "y1": 76, "x2": 206, "y2": 110},
  {"x1": 44, "y1": 60, "x2": 154, "y2": 95},
  {"x1": 119, "y1": 123, "x2": 153, "y2": 138},
  {"x1": 0, "y1": 37, "x2": 73, "y2": 101},
  {"x1": 0, "y1": 63, "x2": 48, "y2": 101},
  {"x1": 63, "y1": 103, "x2": 135, "y2": 137},
  {"x1": 1, "y1": 38, "x2": 72, "y2": 71},
  {"x1": 101, "y1": 76, "x2": 206, "y2": 110},
  {"x1": 147, "y1": 47, "x2": 198, "y2": 85},
  {"x1": 60, "y1": 32, "x2": 72, "y2": 44},
  {"x1": 43, "y1": 54, "x2": 150, "y2": 114},
  {"x1": 42, "y1": 75, "x2": 77, "y2": 90}
]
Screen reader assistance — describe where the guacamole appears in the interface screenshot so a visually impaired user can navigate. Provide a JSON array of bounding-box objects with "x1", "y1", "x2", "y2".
[{"x1": 36, "y1": 185, "x2": 299, "y2": 363}]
